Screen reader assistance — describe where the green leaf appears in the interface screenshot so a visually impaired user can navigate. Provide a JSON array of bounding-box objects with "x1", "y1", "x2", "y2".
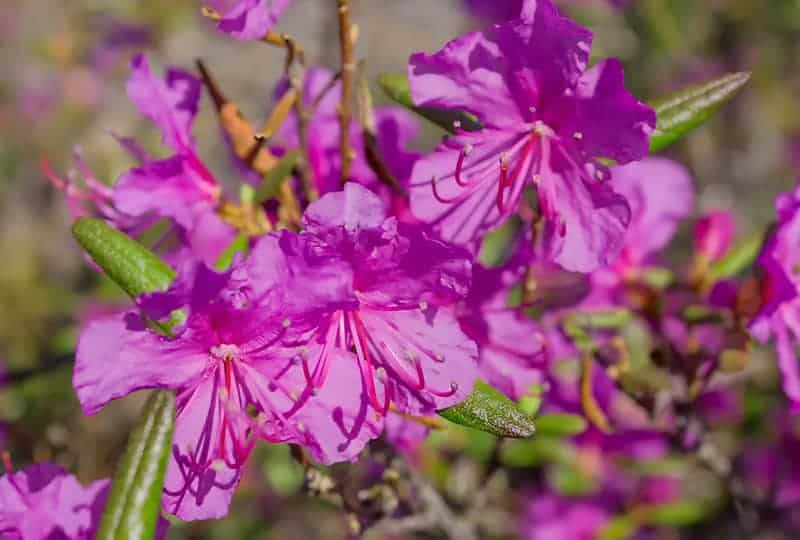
[
  {"x1": 438, "y1": 380, "x2": 536, "y2": 437},
  {"x1": 533, "y1": 413, "x2": 588, "y2": 437},
  {"x1": 642, "y1": 501, "x2": 710, "y2": 527},
  {"x1": 72, "y1": 217, "x2": 175, "y2": 299},
  {"x1": 255, "y1": 150, "x2": 300, "y2": 203},
  {"x1": 707, "y1": 232, "x2": 763, "y2": 281},
  {"x1": 596, "y1": 516, "x2": 639, "y2": 540},
  {"x1": 650, "y1": 72, "x2": 751, "y2": 152},
  {"x1": 96, "y1": 391, "x2": 176, "y2": 540},
  {"x1": 214, "y1": 233, "x2": 249, "y2": 271},
  {"x1": 377, "y1": 73, "x2": 481, "y2": 133}
]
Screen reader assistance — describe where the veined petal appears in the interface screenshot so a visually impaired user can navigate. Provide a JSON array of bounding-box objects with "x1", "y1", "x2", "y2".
[
  {"x1": 212, "y1": 0, "x2": 292, "y2": 41},
  {"x1": 358, "y1": 307, "x2": 478, "y2": 415},
  {"x1": 303, "y1": 182, "x2": 387, "y2": 234},
  {"x1": 74, "y1": 313, "x2": 207, "y2": 415},
  {"x1": 552, "y1": 59, "x2": 655, "y2": 164},
  {"x1": 126, "y1": 54, "x2": 201, "y2": 153},
  {"x1": 113, "y1": 155, "x2": 217, "y2": 231},
  {"x1": 409, "y1": 31, "x2": 521, "y2": 129},
  {"x1": 537, "y1": 163, "x2": 631, "y2": 273},
  {"x1": 163, "y1": 376, "x2": 240, "y2": 520}
]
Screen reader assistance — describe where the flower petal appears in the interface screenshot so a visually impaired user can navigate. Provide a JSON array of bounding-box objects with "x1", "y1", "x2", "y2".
[
  {"x1": 551, "y1": 59, "x2": 655, "y2": 164},
  {"x1": 126, "y1": 54, "x2": 201, "y2": 153},
  {"x1": 74, "y1": 313, "x2": 206, "y2": 415},
  {"x1": 303, "y1": 182, "x2": 387, "y2": 233},
  {"x1": 212, "y1": 0, "x2": 292, "y2": 41}
]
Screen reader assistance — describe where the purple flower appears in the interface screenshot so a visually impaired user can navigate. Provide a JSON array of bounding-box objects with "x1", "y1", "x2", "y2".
[
  {"x1": 242, "y1": 183, "x2": 479, "y2": 423},
  {"x1": 113, "y1": 54, "x2": 236, "y2": 265},
  {"x1": 74, "y1": 261, "x2": 375, "y2": 520},
  {"x1": 272, "y1": 66, "x2": 420, "y2": 204},
  {"x1": 523, "y1": 493, "x2": 610, "y2": 540},
  {"x1": 207, "y1": 0, "x2": 292, "y2": 40},
  {"x1": 750, "y1": 184, "x2": 800, "y2": 412},
  {"x1": 607, "y1": 157, "x2": 694, "y2": 274},
  {"x1": 694, "y1": 210, "x2": 735, "y2": 262},
  {"x1": 408, "y1": 0, "x2": 655, "y2": 272},
  {"x1": 0, "y1": 461, "x2": 109, "y2": 540}
]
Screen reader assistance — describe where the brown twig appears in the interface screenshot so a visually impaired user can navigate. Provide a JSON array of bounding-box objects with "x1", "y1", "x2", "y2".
[
  {"x1": 356, "y1": 61, "x2": 408, "y2": 198},
  {"x1": 336, "y1": 0, "x2": 356, "y2": 185}
]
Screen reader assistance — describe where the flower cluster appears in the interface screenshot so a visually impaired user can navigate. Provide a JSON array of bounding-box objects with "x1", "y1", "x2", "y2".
[{"x1": 28, "y1": 0, "x2": 797, "y2": 535}]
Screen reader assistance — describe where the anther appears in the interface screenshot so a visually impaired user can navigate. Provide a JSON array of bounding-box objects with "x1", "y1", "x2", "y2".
[
  {"x1": 463, "y1": 144, "x2": 473, "y2": 156},
  {"x1": 282, "y1": 318, "x2": 291, "y2": 328},
  {"x1": 419, "y1": 301, "x2": 429, "y2": 310},
  {"x1": 453, "y1": 120, "x2": 461, "y2": 130},
  {"x1": 573, "y1": 132, "x2": 583, "y2": 140}
]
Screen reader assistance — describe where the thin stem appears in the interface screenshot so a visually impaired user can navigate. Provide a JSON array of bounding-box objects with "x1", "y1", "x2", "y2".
[{"x1": 336, "y1": 0, "x2": 356, "y2": 185}]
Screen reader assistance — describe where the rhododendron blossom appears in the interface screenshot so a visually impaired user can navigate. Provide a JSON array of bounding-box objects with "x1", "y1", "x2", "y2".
[
  {"x1": 408, "y1": 0, "x2": 655, "y2": 272},
  {"x1": 74, "y1": 261, "x2": 377, "y2": 520},
  {"x1": 0, "y1": 460, "x2": 109, "y2": 540},
  {"x1": 241, "y1": 182, "x2": 479, "y2": 423}
]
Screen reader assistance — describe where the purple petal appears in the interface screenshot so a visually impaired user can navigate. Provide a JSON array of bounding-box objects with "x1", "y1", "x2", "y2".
[
  {"x1": 611, "y1": 157, "x2": 694, "y2": 265},
  {"x1": 359, "y1": 307, "x2": 478, "y2": 415},
  {"x1": 163, "y1": 377, "x2": 240, "y2": 520},
  {"x1": 551, "y1": 59, "x2": 655, "y2": 164},
  {"x1": 74, "y1": 313, "x2": 207, "y2": 415},
  {"x1": 126, "y1": 54, "x2": 202, "y2": 153},
  {"x1": 303, "y1": 182, "x2": 387, "y2": 233},
  {"x1": 212, "y1": 0, "x2": 292, "y2": 41},
  {"x1": 113, "y1": 155, "x2": 219, "y2": 230},
  {"x1": 538, "y1": 163, "x2": 631, "y2": 273},
  {"x1": 409, "y1": 30, "x2": 522, "y2": 129}
]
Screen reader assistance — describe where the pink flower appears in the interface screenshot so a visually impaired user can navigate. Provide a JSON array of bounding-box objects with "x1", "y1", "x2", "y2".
[
  {"x1": 0, "y1": 460, "x2": 109, "y2": 540},
  {"x1": 74, "y1": 261, "x2": 375, "y2": 520},
  {"x1": 408, "y1": 0, "x2": 655, "y2": 272},
  {"x1": 242, "y1": 182, "x2": 479, "y2": 425},
  {"x1": 694, "y1": 210, "x2": 736, "y2": 262},
  {"x1": 750, "y1": 183, "x2": 800, "y2": 412},
  {"x1": 207, "y1": 0, "x2": 293, "y2": 41}
]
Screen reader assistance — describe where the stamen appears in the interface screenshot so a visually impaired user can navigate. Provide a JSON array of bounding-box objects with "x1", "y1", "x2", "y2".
[
  {"x1": 496, "y1": 154, "x2": 510, "y2": 212},
  {"x1": 573, "y1": 132, "x2": 583, "y2": 140},
  {"x1": 454, "y1": 147, "x2": 470, "y2": 187}
]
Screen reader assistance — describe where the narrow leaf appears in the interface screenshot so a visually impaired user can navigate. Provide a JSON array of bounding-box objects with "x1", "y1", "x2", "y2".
[
  {"x1": 533, "y1": 413, "x2": 588, "y2": 437},
  {"x1": 72, "y1": 217, "x2": 175, "y2": 299},
  {"x1": 650, "y1": 72, "x2": 751, "y2": 152},
  {"x1": 642, "y1": 501, "x2": 710, "y2": 527},
  {"x1": 438, "y1": 380, "x2": 536, "y2": 438},
  {"x1": 96, "y1": 391, "x2": 175, "y2": 540},
  {"x1": 377, "y1": 73, "x2": 481, "y2": 133}
]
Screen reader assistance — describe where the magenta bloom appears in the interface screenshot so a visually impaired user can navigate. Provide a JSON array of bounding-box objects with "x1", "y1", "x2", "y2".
[
  {"x1": 694, "y1": 210, "x2": 735, "y2": 262},
  {"x1": 207, "y1": 0, "x2": 292, "y2": 40},
  {"x1": 75, "y1": 261, "x2": 375, "y2": 520},
  {"x1": 750, "y1": 184, "x2": 800, "y2": 412},
  {"x1": 243, "y1": 182, "x2": 479, "y2": 422},
  {"x1": 408, "y1": 0, "x2": 655, "y2": 272},
  {"x1": 0, "y1": 462, "x2": 109, "y2": 540},
  {"x1": 606, "y1": 157, "x2": 694, "y2": 274},
  {"x1": 113, "y1": 54, "x2": 235, "y2": 265}
]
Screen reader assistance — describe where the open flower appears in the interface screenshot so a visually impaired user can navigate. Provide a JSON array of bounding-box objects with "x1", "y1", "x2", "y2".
[
  {"x1": 0, "y1": 461, "x2": 109, "y2": 540},
  {"x1": 74, "y1": 261, "x2": 376, "y2": 520},
  {"x1": 242, "y1": 182, "x2": 479, "y2": 425},
  {"x1": 207, "y1": 0, "x2": 292, "y2": 40},
  {"x1": 409, "y1": 0, "x2": 655, "y2": 272},
  {"x1": 750, "y1": 183, "x2": 800, "y2": 412}
]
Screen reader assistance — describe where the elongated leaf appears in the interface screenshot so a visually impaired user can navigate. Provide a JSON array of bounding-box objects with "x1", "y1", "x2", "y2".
[
  {"x1": 533, "y1": 413, "x2": 587, "y2": 437},
  {"x1": 642, "y1": 501, "x2": 710, "y2": 527},
  {"x1": 72, "y1": 218, "x2": 175, "y2": 299},
  {"x1": 377, "y1": 73, "x2": 481, "y2": 133},
  {"x1": 96, "y1": 391, "x2": 175, "y2": 540},
  {"x1": 438, "y1": 380, "x2": 536, "y2": 437},
  {"x1": 650, "y1": 72, "x2": 750, "y2": 152},
  {"x1": 707, "y1": 232, "x2": 763, "y2": 281}
]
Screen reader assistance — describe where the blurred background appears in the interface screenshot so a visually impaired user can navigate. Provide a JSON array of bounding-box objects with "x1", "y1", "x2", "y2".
[{"x1": 1, "y1": 1, "x2": 799, "y2": 538}]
